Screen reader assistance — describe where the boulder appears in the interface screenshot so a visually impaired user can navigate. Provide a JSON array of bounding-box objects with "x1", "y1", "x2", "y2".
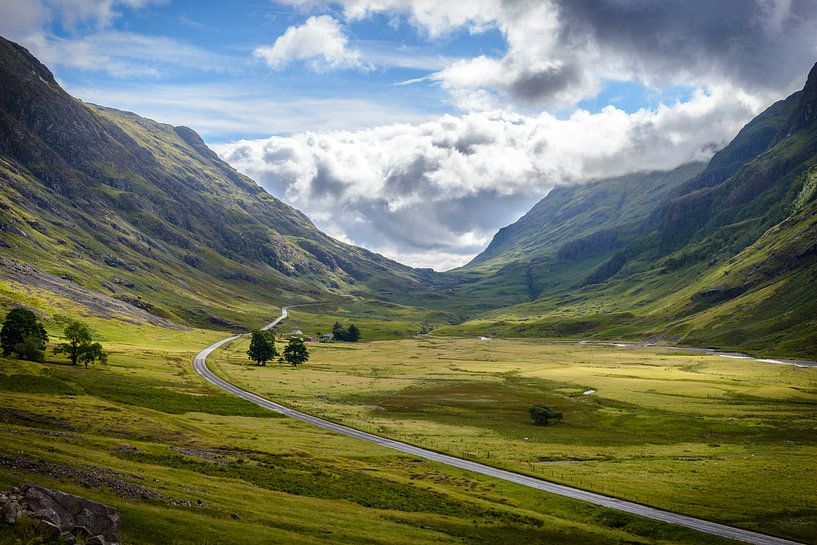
[
  {"x1": 19, "y1": 485, "x2": 121, "y2": 543},
  {"x1": 87, "y1": 536, "x2": 107, "y2": 545},
  {"x1": 1, "y1": 499, "x2": 22, "y2": 523},
  {"x1": 36, "y1": 519, "x2": 63, "y2": 540}
]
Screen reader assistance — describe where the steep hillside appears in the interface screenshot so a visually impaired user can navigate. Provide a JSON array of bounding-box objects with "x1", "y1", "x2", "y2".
[
  {"x1": 0, "y1": 37, "x2": 445, "y2": 328},
  {"x1": 442, "y1": 164, "x2": 704, "y2": 314},
  {"x1": 450, "y1": 63, "x2": 817, "y2": 358},
  {"x1": 466, "y1": 163, "x2": 705, "y2": 271}
]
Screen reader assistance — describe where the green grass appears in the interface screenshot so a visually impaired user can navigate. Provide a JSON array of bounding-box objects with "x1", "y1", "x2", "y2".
[
  {"x1": 0, "y1": 315, "x2": 742, "y2": 545},
  {"x1": 211, "y1": 335, "x2": 817, "y2": 543}
]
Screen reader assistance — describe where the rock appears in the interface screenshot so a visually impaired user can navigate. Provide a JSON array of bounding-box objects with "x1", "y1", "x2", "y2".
[
  {"x1": 19, "y1": 485, "x2": 121, "y2": 543},
  {"x1": 36, "y1": 519, "x2": 62, "y2": 540},
  {"x1": 1, "y1": 499, "x2": 22, "y2": 523},
  {"x1": 87, "y1": 535, "x2": 107, "y2": 545},
  {"x1": 230, "y1": 513, "x2": 241, "y2": 520},
  {"x1": 72, "y1": 525, "x2": 93, "y2": 540}
]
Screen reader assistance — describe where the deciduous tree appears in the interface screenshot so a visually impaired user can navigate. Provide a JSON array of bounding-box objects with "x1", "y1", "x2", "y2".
[
  {"x1": 55, "y1": 320, "x2": 107, "y2": 367},
  {"x1": 283, "y1": 337, "x2": 309, "y2": 366},
  {"x1": 1, "y1": 308, "x2": 48, "y2": 359},
  {"x1": 247, "y1": 329, "x2": 277, "y2": 366}
]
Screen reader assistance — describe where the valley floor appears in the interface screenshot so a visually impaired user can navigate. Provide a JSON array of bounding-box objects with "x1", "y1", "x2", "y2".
[
  {"x1": 210, "y1": 329, "x2": 817, "y2": 544},
  {"x1": 0, "y1": 315, "x2": 747, "y2": 545}
]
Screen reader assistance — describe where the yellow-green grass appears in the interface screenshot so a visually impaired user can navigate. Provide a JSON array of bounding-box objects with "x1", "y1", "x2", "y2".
[
  {"x1": 211, "y1": 336, "x2": 817, "y2": 543},
  {"x1": 279, "y1": 306, "x2": 431, "y2": 341},
  {"x1": 0, "y1": 318, "x2": 737, "y2": 545}
]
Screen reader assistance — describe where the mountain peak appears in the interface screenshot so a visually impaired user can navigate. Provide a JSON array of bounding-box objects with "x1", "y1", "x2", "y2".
[{"x1": 786, "y1": 61, "x2": 817, "y2": 134}]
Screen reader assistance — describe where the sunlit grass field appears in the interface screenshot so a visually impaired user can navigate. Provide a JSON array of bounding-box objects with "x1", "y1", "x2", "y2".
[
  {"x1": 211, "y1": 333, "x2": 817, "y2": 543},
  {"x1": 0, "y1": 314, "x2": 739, "y2": 545}
]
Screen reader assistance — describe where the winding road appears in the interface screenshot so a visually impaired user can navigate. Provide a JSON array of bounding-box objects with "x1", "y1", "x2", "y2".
[{"x1": 193, "y1": 307, "x2": 804, "y2": 545}]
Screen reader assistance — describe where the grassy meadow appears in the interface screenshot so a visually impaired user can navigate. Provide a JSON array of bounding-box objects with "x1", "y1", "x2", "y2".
[
  {"x1": 0, "y1": 310, "x2": 744, "y2": 545},
  {"x1": 211, "y1": 334, "x2": 817, "y2": 543}
]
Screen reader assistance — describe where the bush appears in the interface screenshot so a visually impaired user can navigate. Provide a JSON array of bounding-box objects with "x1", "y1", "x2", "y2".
[{"x1": 529, "y1": 405, "x2": 563, "y2": 426}]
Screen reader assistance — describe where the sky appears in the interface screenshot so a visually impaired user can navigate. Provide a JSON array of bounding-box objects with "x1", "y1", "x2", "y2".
[{"x1": 2, "y1": 1, "x2": 817, "y2": 270}]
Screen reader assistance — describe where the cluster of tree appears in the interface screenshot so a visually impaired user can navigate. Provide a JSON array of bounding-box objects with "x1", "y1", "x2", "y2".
[
  {"x1": 528, "y1": 405, "x2": 563, "y2": 426},
  {"x1": 331, "y1": 322, "x2": 361, "y2": 342},
  {"x1": 1, "y1": 309, "x2": 107, "y2": 367},
  {"x1": 247, "y1": 330, "x2": 309, "y2": 367}
]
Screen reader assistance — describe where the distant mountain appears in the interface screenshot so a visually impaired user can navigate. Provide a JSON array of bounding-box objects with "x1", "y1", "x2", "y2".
[
  {"x1": 454, "y1": 63, "x2": 817, "y2": 358},
  {"x1": 0, "y1": 37, "x2": 443, "y2": 328}
]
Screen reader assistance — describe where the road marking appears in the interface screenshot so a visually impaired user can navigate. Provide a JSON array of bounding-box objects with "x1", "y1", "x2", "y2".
[{"x1": 193, "y1": 308, "x2": 804, "y2": 545}]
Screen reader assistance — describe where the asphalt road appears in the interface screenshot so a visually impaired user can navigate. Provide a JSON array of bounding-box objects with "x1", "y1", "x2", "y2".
[{"x1": 193, "y1": 307, "x2": 804, "y2": 545}]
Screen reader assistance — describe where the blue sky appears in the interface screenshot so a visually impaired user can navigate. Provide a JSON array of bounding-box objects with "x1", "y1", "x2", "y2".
[
  {"x1": 2, "y1": 0, "x2": 816, "y2": 269},
  {"x1": 26, "y1": 0, "x2": 507, "y2": 142}
]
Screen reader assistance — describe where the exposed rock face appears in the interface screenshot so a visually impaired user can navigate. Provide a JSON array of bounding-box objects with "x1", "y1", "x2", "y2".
[
  {"x1": 787, "y1": 62, "x2": 817, "y2": 134},
  {"x1": 0, "y1": 485, "x2": 121, "y2": 544}
]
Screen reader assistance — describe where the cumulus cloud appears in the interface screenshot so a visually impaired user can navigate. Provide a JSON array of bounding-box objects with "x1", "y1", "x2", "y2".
[
  {"x1": 280, "y1": 0, "x2": 817, "y2": 110},
  {"x1": 254, "y1": 15, "x2": 366, "y2": 71},
  {"x1": 215, "y1": 85, "x2": 765, "y2": 269}
]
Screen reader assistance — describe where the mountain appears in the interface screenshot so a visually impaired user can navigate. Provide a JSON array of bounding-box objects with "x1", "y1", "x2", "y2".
[
  {"x1": 466, "y1": 163, "x2": 706, "y2": 271},
  {"x1": 0, "y1": 37, "x2": 443, "y2": 328},
  {"x1": 453, "y1": 63, "x2": 817, "y2": 359}
]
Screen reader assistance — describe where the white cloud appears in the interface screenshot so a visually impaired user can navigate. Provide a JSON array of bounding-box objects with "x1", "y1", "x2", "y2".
[
  {"x1": 0, "y1": 0, "x2": 51, "y2": 37},
  {"x1": 254, "y1": 15, "x2": 366, "y2": 71},
  {"x1": 277, "y1": 0, "x2": 817, "y2": 111},
  {"x1": 19, "y1": 31, "x2": 234, "y2": 78},
  {"x1": 0, "y1": 0, "x2": 163, "y2": 35},
  {"x1": 64, "y1": 82, "x2": 436, "y2": 140},
  {"x1": 215, "y1": 85, "x2": 765, "y2": 269}
]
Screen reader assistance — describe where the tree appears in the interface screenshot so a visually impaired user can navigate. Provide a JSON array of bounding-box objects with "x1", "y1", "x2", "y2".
[
  {"x1": 283, "y1": 337, "x2": 309, "y2": 366},
  {"x1": 78, "y1": 342, "x2": 107, "y2": 367},
  {"x1": 332, "y1": 321, "x2": 347, "y2": 342},
  {"x1": 247, "y1": 329, "x2": 277, "y2": 366},
  {"x1": 54, "y1": 320, "x2": 107, "y2": 367},
  {"x1": 528, "y1": 405, "x2": 563, "y2": 426},
  {"x1": 331, "y1": 321, "x2": 360, "y2": 342},
  {"x1": 14, "y1": 335, "x2": 46, "y2": 362},
  {"x1": 1, "y1": 308, "x2": 48, "y2": 358}
]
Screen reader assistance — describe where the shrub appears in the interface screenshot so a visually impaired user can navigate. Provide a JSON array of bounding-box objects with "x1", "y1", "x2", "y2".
[{"x1": 529, "y1": 405, "x2": 563, "y2": 426}]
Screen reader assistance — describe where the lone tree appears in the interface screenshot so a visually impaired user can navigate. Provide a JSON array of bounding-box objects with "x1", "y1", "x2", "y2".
[
  {"x1": 1, "y1": 308, "x2": 48, "y2": 361},
  {"x1": 55, "y1": 320, "x2": 107, "y2": 367},
  {"x1": 283, "y1": 336, "x2": 309, "y2": 366},
  {"x1": 247, "y1": 330, "x2": 277, "y2": 366},
  {"x1": 347, "y1": 324, "x2": 361, "y2": 342},
  {"x1": 528, "y1": 405, "x2": 563, "y2": 426}
]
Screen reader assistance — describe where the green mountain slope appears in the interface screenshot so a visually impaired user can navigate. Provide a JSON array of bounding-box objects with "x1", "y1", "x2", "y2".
[
  {"x1": 450, "y1": 63, "x2": 817, "y2": 359},
  {"x1": 466, "y1": 163, "x2": 705, "y2": 271},
  {"x1": 0, "y1": 37, "x2": 444, "y2": 328},
  {"x1": 444, "y1": 164, "x2": 704, "y2": 314}
]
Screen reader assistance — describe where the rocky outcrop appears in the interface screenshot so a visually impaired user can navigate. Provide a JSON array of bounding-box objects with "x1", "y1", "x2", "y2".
[
  {"x1": 786, "y1": 62, "x2": 817, "y2": 134},
  {"x1": 0, "y1": 485, "x2": 121, "y2": 544}
]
